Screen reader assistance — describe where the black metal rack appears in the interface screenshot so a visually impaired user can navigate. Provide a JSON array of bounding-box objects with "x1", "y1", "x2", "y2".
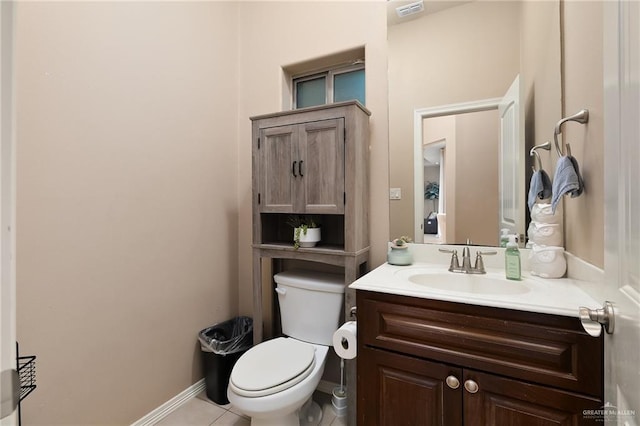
[{"x1": 16, "y1": 342, "x2": 36, "y2": 426}]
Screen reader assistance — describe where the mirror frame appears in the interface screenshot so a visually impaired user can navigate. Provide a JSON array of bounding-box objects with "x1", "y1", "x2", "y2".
[{"x1": 412, "y1": 98, "x2": 502, "y2": 243}]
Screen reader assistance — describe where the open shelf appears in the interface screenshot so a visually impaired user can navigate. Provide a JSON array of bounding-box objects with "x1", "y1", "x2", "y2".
[{"x1": 259, "y1": 213, "x2": 345, "y2": 250}]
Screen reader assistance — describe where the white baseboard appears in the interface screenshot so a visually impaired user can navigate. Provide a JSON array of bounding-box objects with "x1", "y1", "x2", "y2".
[
  {"x1": 130, "y1": 379, "x2": 206, "y2": 426},
  {"x1": 131, "y1": 378, "x2": 339, "y2": 425}
]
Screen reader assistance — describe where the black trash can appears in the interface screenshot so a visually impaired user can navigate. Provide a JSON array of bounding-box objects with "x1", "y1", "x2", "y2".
[{"x1": 198, "y1": 316, "x2": 253, "y2": 404}]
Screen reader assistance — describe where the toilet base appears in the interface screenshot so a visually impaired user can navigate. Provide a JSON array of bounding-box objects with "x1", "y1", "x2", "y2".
[
  {"x1": 250, "y1": 412, "x2": 299, "y2": 426},
  {"x1": 248, "y1": 398, "x2": 322, "y2": 426},
  {"x1": 299, "y1": 398, "x2": 322, "y2": 426}
]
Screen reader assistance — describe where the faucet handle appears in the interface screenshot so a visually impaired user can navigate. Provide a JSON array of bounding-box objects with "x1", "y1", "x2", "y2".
[
  {"x1": 473, "y1": 250, "x2": 497, "y2": 273},
  {"x1": 439, "y1": 248, "x2": 460, "y2": 271}
]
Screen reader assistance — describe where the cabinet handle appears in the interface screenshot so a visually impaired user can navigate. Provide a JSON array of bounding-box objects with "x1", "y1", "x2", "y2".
[
  {"x1": 445, "y1": 375, "x2": 460, "y2": 389},
  {"x1": 292, "y1": 161, "x2": 297, "y2": 177},
  {"x1": 464, "y1": 380, "x2": 479, "y2": 394},
  {"x1": 299, "y1": 160, "x2": 304, "y2": 177}
]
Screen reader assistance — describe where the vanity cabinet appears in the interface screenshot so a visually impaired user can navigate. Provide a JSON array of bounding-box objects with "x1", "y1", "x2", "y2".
[{"x1": 357, "y1": 290, "x2": 604, "y2": 425}]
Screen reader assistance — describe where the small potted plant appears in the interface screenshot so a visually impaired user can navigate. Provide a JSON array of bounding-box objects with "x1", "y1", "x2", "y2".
[
  {"x1": 388, "y1": 235, "x2": 413, "y2": 265},
  {"x1": 286, "y1": 215, "x2": 321, "y2": 249}
]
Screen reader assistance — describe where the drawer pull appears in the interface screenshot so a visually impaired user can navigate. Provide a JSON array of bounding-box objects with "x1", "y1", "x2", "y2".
[
  {"x1": 464, "y1": 380, "x2": 479, "y2": 394},
  {"x1": 445, "y1": 375, "x2": 460, "y2": 389}
]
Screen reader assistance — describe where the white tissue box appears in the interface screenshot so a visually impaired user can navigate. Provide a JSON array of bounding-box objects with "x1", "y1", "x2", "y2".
[
  {"x1": 529, "y1": 245, "x2": 567, "y2": 278},
  {"x1": 527, "y1": 221, "x2": 563, "y2": 246}
]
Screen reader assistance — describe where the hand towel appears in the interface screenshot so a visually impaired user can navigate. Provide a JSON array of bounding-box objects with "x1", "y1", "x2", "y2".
[
  {"x1": 527, "y1": 169, "x2": 553, "y2": 211},
  {"x1": 551, "y1": 155, "x2": 584, "y2": 213}
]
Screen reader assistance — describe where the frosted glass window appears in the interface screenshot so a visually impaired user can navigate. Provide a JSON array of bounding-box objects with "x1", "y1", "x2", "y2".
[
  {"x1": 292, "y1": 64, "x2": 365, "y2": 109},
  {"x1": 334, "y1": 69, "x2": 365, "y2": 105},
  {"x1": 296, "y1": 77, "x2": 326, "y2": 108}
]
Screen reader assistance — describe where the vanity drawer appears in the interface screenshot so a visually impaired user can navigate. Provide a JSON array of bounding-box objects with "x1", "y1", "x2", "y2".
[{"x1": 357, "y1": 290, "x2": 603, "y2": 397}]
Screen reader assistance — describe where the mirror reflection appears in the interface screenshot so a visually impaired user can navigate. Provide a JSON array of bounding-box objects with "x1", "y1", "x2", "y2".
[{"x1": 388, "y1": 0, "x2": 562, "y2": 246}]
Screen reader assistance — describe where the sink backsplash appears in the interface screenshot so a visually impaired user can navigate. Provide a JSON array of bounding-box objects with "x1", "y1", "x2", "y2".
[
  {"x1": 396, "y1": 243, "x2": 530, "y2": 271},
  {"x1": 398, "y1": 243, "x2": 605, "y2": 288}
]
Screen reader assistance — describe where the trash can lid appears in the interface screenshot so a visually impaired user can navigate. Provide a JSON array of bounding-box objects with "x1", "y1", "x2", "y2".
[{"x1": 229, "y1": 337, "x2": 315, "y2": 396}]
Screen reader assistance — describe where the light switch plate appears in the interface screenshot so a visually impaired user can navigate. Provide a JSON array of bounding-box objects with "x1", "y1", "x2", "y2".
[{"x1": 389, "y1": 188, "x2": 402, "y2": 200}]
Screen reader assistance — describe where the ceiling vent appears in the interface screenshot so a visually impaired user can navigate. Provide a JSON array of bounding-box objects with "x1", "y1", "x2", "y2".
[{"x1": 396, "y1": 0, "x2": 424, "y2": 18}]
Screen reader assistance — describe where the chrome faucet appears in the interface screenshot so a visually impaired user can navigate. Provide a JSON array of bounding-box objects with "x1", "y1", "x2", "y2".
[{"x1": 439, "y1": 246, "x2": 497, "y2": 274}]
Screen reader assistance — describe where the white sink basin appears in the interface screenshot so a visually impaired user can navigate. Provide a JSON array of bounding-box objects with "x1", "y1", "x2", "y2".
[{"x1": 394, "y1": 267, "x2": 530, "y2": 295}]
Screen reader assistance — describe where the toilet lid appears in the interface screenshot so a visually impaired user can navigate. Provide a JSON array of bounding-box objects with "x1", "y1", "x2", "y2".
[{"x1": 230, "y1": 337, "x2": 315, "y2": 397}]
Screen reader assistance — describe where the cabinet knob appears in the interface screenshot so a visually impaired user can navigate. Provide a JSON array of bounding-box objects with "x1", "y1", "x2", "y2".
[
  {"x1": 464, "y1": 379, "x2": 479, "y2": 394},
  {"x1": 445, "y1": 375, "x2": 460, "y2": 389}
]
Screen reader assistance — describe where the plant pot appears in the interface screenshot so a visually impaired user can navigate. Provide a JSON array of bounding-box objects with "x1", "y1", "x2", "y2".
[
  {"x1": 294, "y1": 227, "x2": 321, "y2": 248},
  {"x1": 387, "y1": 245, "x2": 413, "y2": 266}
]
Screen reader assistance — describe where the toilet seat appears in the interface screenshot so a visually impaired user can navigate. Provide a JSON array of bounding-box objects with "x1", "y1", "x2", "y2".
[{"x1": 229, "y1": 337, "x2": 316, "y2": 397}]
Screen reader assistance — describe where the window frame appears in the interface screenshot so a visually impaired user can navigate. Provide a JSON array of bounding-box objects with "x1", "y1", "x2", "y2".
[{"x1": 292, "y1": 63, "x2": 365, "y2": 109}]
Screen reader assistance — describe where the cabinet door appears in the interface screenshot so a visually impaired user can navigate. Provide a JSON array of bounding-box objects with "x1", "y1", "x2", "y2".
[
  {"x1": 258, "y1": 125, "x2": 297, "y2": 212},
  {"x1": 299, "y1": 119, "x2": 345, "y2": 214},
  {"x1": 463, "y1": 370, "x2": 603, "y2": 425},
  {"x1": 358, "y1": 346, "x2": 463, "y2": 426}
]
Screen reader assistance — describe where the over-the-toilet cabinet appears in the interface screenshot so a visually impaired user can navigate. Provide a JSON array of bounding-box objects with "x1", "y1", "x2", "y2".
[{"x1": 251, "y1": 101, "x2": 370, "y2": 344}]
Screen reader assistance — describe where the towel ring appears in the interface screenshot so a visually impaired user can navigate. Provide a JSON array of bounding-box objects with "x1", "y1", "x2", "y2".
[
  {"x1": 529, "y1": 141, "x2": 551, "y2": 172},
  {"x1": 554, "y1": 109, "x2": 589, "y2": 157}
]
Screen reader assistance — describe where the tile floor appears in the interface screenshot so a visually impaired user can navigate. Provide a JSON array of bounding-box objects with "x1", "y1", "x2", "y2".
[{"x1": 153, "y1": 390, "x2": 347, "y2": 426}]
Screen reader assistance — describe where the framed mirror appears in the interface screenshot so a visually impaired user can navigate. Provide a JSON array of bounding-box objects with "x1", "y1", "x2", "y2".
[{"x1": 388, "y1": 0, "x2": 562, "y2": 246}]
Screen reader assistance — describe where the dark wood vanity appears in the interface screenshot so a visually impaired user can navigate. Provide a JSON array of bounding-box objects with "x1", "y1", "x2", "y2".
[{"x1": 356, "y1": 289, "x2": 604, "y2": 425}]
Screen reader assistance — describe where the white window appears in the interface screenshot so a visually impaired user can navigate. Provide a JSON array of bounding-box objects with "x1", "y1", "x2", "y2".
[{"x1": 293, "y1": 64, "x2": 365, "y2": 109}]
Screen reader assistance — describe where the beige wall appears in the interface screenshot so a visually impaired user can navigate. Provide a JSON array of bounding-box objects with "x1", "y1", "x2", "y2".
[
  {"x1": 388, "y1": 1, "x2": 521, "y2": 239},
  {"x1": 16, "y1": 2, "x2": 240, "y2": 424},
  {"x1": 454, "y1": 110, "x2": 499, "y2": 245},
  {"x1": 561, "y1": 1, "x2": 604, "y2": 268},
  {"x1": 235, "y1": 2, "x2": 389, "y2": 317}
]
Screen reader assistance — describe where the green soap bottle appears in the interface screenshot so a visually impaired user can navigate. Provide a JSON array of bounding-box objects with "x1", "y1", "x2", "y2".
[{"x1": 505, "y1": 235, "x2": 521, "y2": 280}]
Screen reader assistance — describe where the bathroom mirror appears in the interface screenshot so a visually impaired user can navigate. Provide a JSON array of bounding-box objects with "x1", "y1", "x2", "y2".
[{"x1": 388, "y1": 0, "x2": 562, "y2": 246}]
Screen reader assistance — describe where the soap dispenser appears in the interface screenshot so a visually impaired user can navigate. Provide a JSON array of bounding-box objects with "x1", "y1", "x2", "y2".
[
  {"x1": 499, "y1": 228, "x2": 510, "y2": 247},
  {"x1": 505, "y1": 235, "x2": 521, "y2": 280}
]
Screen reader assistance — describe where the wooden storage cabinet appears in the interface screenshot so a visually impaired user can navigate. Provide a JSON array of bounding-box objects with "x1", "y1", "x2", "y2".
[
  {"x1": 251, "y1": 102, "x2": 370, "y2": 425},
  {"x1": 258, "y1": 119, "x2": 345, "y2": 214},
  {"x1": 357, "y1": 290, "x2": 604, "y2": 425}
]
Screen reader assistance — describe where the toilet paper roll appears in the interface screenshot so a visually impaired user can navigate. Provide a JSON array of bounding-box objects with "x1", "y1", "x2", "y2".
[{"x1": 332, "y1": 321, "x2": 357, "y2": 359}]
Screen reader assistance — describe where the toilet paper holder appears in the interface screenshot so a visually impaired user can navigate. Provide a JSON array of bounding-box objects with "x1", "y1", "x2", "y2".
[
  {"x1": 349, "y1": 306, "x2": 357, "y2": 319},
  {"x1": 579, "y1": 301, "x2": 615, "y2": 337}
]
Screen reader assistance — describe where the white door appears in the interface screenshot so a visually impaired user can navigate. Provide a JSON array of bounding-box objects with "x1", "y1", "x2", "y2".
[
  {"x1": 602, "y1": 0, "x2": 640, "y2": 422},
  {"x1": 498, "y1": 75, "x2": 525, "y2": 242},
  {"x1": 0, "y1": 1, "x2": 17, "y2": 424}
]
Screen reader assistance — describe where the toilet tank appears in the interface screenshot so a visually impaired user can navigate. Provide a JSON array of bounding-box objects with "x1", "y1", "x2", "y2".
[{"x1": 274, "y1": 269, "x2": 345, "y2": 346}]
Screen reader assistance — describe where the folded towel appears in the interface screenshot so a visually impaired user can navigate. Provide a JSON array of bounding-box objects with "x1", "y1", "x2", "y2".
[
  {"x1": 551, "y1": 155, "x2": 584, "y2": 213},
  {"x1": 530, "y1": 203, "x2": 562, "y2": 224},
  {"x1": 528, "y1": 169, "x2": 553, "y2": 211}
]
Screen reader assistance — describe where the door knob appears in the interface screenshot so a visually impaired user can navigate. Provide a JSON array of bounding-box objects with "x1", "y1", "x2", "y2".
[
  {"x1": 445, "y1": 375, "x2": 460, "y2": 389},
  {"x1": 579, "y1": 301, "x2": 615, "y2": 337},
  {"x1": 464, "y1": 379, "x2": 479, "y2": 394}
]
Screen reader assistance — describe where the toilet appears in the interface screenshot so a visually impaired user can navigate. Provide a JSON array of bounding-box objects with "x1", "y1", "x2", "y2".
[{"x1": 227, "y1": 269, "x2": 345, "y2": 426}]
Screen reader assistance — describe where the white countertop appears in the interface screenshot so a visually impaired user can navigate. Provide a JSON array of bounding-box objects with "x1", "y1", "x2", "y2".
[{"x1": 350, "y1": 244, "x2": 602, "y2": 318}]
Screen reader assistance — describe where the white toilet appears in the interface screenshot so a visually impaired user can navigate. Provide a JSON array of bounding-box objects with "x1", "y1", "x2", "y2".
[{"x1": 227, "y1": 269, "x2": 345, "y2": 426}]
